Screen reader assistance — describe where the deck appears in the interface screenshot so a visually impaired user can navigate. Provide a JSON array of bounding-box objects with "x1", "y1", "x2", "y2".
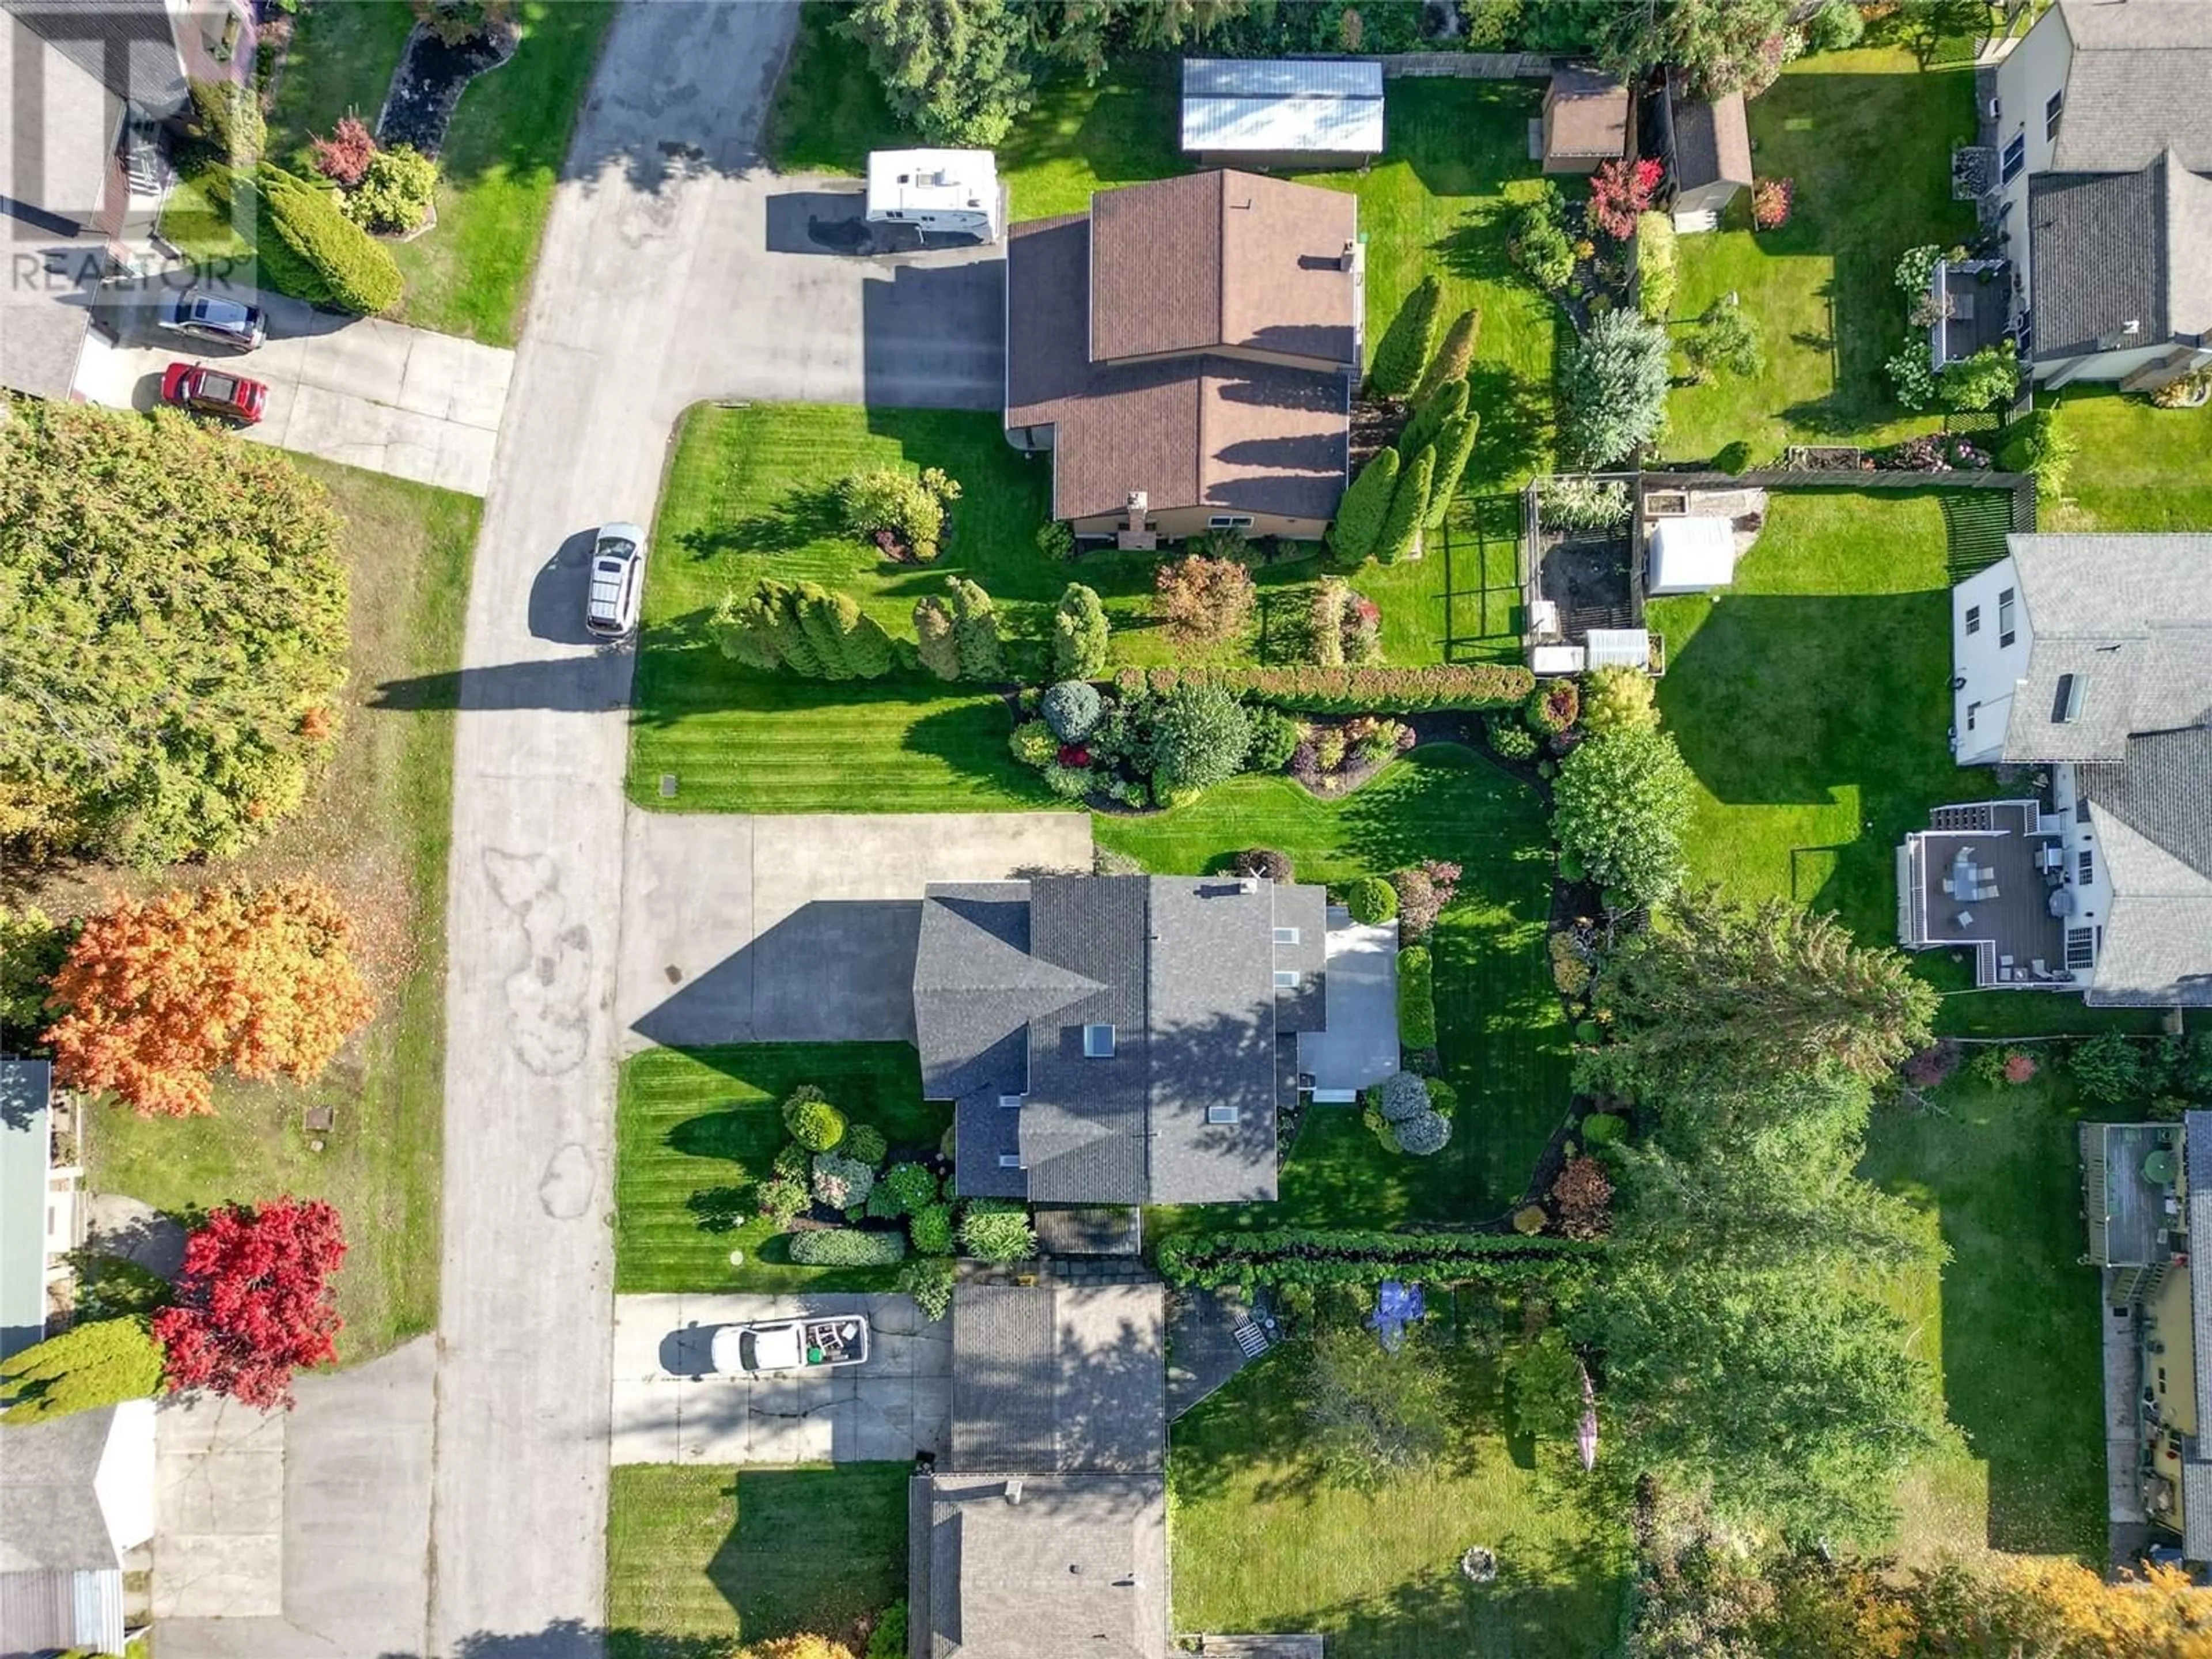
[{"x1": 1899, "y1": 799, "x2": 2073, "y2": 987}]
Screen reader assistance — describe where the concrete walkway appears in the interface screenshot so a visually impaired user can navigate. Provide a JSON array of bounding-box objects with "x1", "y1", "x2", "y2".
[
  {"x1": 74, "y1": 286, "x2": 512, "y2": 495},
  {"x1": 610, "y1": 1293, "x2": 949, "y2": 1465}
]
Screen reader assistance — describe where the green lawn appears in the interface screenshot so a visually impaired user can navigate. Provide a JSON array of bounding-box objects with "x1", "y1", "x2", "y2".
[
  {"x1": 607, "y1": 1463, "x2": 908, "y2": 1658},
  {"x1": 616, "y1": 1044, "x2": 948, "y2": 1293},
  {"x1": 254, "y1": 0, "x2": 614, "y2": 343},
  {"x1": 1100, "y1": 745, "x2": 1568, "y2": 1226},
  {"x1": 1863, "y1": 1075, "x2": 2106, "y2": 1562},
  {"x1": 2045, "y1": 388, "x2": 2212, "y2": 533},
  {"x1": 80, "y1": 463, "x2": 478, "y2": 1360},
  {"x1": 1661, "y1": 48, "x2": 1979, "y2": 461},
  {"x1": 1171, "y1": 1347, "x2": 1628, "y2": 1658}
]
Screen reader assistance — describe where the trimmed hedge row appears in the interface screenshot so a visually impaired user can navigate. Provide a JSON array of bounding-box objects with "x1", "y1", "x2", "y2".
[
  {"x1": 1397, "y1": 945, "x2": 1437, "y2": 1050},
  {"x1": 1156, "y1": 1227, "x2": 1595, "y2": 1290},
  {"x1": 787, "y1": 1226, "x2": 906, "y2": 1267},
  {"x1": 1113, "y1": 663, "x2": 1533, "y2": 712},
  {"x1": 256, "y1": 164, "x2": 403, "y2": 316}
]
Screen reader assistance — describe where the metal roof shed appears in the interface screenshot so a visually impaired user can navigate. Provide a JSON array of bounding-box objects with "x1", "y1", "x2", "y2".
[
  {"x1": 1646, "y1": 516, "x2": 1740, "y2": 594},
  {"x1": 1181, "y1": 58, "x2": 1385, "y2": 171},
  {"x1": 1, "y1": 1060, "x2": 54, "y2": 1361}
]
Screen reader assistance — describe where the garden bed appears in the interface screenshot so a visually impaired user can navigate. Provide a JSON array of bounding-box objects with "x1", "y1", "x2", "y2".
[
  {"x1": 376, "y1": 17, "x2": 518, "y2": 156},
  {"x1": 1536, "y1": 533, "x2": 1635, "y2": 635}
]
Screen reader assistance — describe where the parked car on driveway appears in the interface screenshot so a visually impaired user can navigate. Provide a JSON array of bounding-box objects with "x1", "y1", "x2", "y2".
[
  {"x1": 157, "y1": 288, "x2": 266, "y2": 351},
  {"x1": 586, "y1": 521, "x2": 647, "y2": 638},
  {"x1": 162, "y1": 362, "x2": 268, "y2": 425},
  {"x1": 709, "y1": 1316, "x2": 870, "y2": 1374}
]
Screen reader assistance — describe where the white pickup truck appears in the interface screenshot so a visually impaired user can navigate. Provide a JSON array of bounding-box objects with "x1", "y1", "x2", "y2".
[{"x1": 709, "y1": 1316, "x2": 870, "y2": 1375}]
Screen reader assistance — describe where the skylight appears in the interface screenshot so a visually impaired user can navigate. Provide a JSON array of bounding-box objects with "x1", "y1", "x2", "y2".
[
  {"x1": 1206, "y1": 1105, "x2": 1241, "y2": 1125},
  {"x1": 1083, "y1": 1023, "x2": 1115, "y2": 1058},
  {"x1": 2053, "y1": 672, "x2": 2085, "y2": 724}
]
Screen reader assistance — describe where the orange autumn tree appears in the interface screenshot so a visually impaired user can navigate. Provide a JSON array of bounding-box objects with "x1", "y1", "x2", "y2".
[{"x1": 44, "y1": 881, "x2": 374, "y2": 1117}]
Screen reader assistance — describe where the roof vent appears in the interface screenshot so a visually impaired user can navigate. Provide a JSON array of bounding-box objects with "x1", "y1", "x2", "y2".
[{"x1": 1239, "y1": 876, "x2": 1259, "y2": 894}]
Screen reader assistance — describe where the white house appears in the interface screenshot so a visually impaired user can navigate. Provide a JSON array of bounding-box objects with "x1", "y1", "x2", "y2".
[
  {"x1": 0, "y1": 1400, "x2": 157, "y2": 1656},
  {"x1": 1901, "y1": 535, "x2": 2212, "y2": 1006},
  {"x1": 1986, "y1": 0, "x2": 2212, "y2": 389}
]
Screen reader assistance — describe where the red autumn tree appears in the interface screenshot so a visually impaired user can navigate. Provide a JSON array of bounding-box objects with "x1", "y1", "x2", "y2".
[
  {"x1": 309, "y1": 113, "x2": 377, "y2": 187},
  {"x1": 1588, "y1": 157, "x2": 1664, "y2": 240},
  {"x1": 44, "y1": 881, "x2": 375, "y2": 1118},
  {"x1": 153, "y1": 1198, "x2": 347, "y2": 1408}
]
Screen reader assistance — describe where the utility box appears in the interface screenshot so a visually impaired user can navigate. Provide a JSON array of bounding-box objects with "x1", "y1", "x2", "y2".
[{"x1": 865, "y1": 149, "x2": 1002, "y2": 243}]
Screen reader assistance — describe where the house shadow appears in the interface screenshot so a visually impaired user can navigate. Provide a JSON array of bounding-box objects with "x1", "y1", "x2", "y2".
[
  {"x1": 369, "y1": 647, "x2": 635, "y2": 713},
  {"x1": 630, "y1": 898, "x2": 924, "y2": 1049},
  {"x1": 421, "y1": 1624, "x2": 729, "y2": 1659}
]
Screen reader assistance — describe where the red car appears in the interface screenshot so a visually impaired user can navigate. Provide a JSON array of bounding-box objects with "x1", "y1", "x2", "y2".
[{"x1": 161, "y1": 361, "x2": 268, "y2": 425}]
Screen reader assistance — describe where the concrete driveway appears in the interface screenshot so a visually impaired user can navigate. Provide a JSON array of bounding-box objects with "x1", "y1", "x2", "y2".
[
  {"x1": 73, "y1": 284, "x2": 513, "y2": 495},
  {"x1": 1296, "y1": 913, "x2": 1402, "y2": 1094},
  {"x1": 616, "y1": 809, "x2": 1092, "y2": 1050},
  {"x1": 611, "y1": 1294, "x2": 948, "y2": 1465}
]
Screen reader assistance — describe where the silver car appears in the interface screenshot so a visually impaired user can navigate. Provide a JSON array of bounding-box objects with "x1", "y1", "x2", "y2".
[
  {"x1": 585, "y1": 522, "x2": 647, "y2": 638},
  {"x1": 157, "y1": 287, "x2": 266, "y2": 351}
]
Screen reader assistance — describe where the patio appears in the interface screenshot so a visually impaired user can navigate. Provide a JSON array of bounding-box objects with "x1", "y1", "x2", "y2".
[
  {"x1": 1294, "y1": 912, "x2": 1399, "y2": 1099},
  {"x1": 1897, "y1": 799, "x2": 2071, "y2": 987}
]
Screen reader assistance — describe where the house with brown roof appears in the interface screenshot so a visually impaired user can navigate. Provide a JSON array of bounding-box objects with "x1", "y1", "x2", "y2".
[
  {"x1": 1003, "y1": 169, "x2": 1361, "y2": 544},
  {"x1": 1659, "y1": 70, "x2": 1752, "y2": 228},
  {"x1": 1540, "y1": 65, "x2": 1628, "y2": 175}
]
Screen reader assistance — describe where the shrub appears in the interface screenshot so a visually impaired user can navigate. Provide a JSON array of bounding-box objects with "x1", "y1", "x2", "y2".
[
  {"x1": 959, "y1": 1200, "x2": 1037, "y2": 1264},
  {"x1": 1377, "y1": 1071, "x2": 1431, "y2": 1123},
  {"x1": 1399, "y1": 376, "x2": 1467, "y2": 461},
  {"x1": 895, "y1": 1254, "x2": 954, "y2": 1319},
  {"x1": 2070, "y1": 1033, "x2": 2145, "y2": 1105},
  {"x1": 1245, "y1": 707, "x2": 1302, "y2": 773},
  {"x1": 1369, "y1": 274, "x2": 1442, "y2": 397},
  {"x1": 1541, "y1": 475, "x2": 1633, "y2": 532},
  {"x1": 1524, "y1": 678, "x2": 1580, "y2": 736},
  {"x1": 1941, "y1": 342, "x2": 2021, "y2": 412},
  {"x1": 341, "y1": 143, "x2": 438, "y2": 233},
  {"x1": 1156, "y1": 1227, "x2": 1593, "y2": 1292},
  {"x1": 1390, "y1": 860, "x2": 1460, "y2": 940},
  {"x1": 749, "y1": 1637, "x2": 857, "y2": 1659},
  {"x1": 1512, "y1": 184, "x2": 1576, "y2": 293},
  {"x1": 1036, "y1": 520, "x2": 1075, "y2": 560},
  {"x1": 788, "y1": 1228, "x2": 906, "y2": 1267},
  {"x1": 842, "y1": 1123, "x2": 889, "y2": 1168},
  {"x1": 1751, "y1": 176, "x2": 1794, "y2": 230},
  {"x1": 1415, "y1": 308, "x2": 1480, "y2": 403},
  {"x1": 1998, "y1": 410, "x2": 2075, "y2": 502},
  {"x1": 1683, "y1": 296, "x2": 1764, "y2": 384},
  {"x1": 1902, "y1": 1040, "x2": 1961, "y2": 1090},
  {"x1": 1581, "y1": 1111, "x2": 1627, "y2": 1145},
  {"x1": 1397, "y1": 946, "x2": 1437, "y2": 1049},
  {"x1": 1512, "y1": 1205, "x2": 1549, "y2": 1236},
  {"x1": 1345, "y1": 876, "x2": 1399, "y2": 925},
  {"x1": 840, "y1": 466, "x2": 959, "y2": 561},
  {"x1": 190, "y1": 77, "x2": 264, "y2": 165},
  {"x1": 1426, "y1": 412, "x2": 1482, "y2": 530},
  {"x1": 0, "y1": 1317, "x2": 162, "y2": 1422},
  {"x1": 1581, "y1": 665, "x2": 1657, "y2": 735},
  {"x1": 1714, "y1": 439, "x2": 1753, "y2": 474},
  {"x1": 908, "y1": 1204, "x2": 955, "y2": 1256},
  {"x1": 773, "y1": 1142, "x2": 812, "y2": 1183},
  {"x1": 812, "y1": 1153, "x2": 876, "y2": 1210},
  {"x1": 1115, "y1": 662, "x2": 1533, "y2": 713},
  {"x1": 945, "y1": 575, "x2": 1003, "y2": 680},
  {"x1": 256, "y1": 165, "x2": 403, "y2": 314},
  {"x1": 1330, "y1": 448, "x2": 1399, "y2": 562},
  {"x1": 1234, "y1": 847, "x2": 1294, "y2": 883},
  {"x1": 1552, "y1": 726, "x2": 1695, "y2": 910},
  {"x1": 1154, "y1": 555, "x2": 1256, "y2": 645},
  {"x1": 1051, "y1": 583, "x2": 1112, "y2": 680},
  {"x1": 1895, "y1": 244, "x2": 1948, "y2": 296},
  {"x1": 1550, "y1": 1156, "x2": 1613, "y2": 1239},
  {"x1": 755, "y1": 1176, "x2": 808, "y2": 1226},
  {"x1": 310, "y1": 114, "x2": 377, "y2": 186},
  {"x1": 1153, "y1": 684, "x2": 1252, "y2": 794},
  {"x1": 868, "y1": 1602, "x2": 911, "y2": 1659},
  {"x1": 1886, "y1": 344, "x2": 1940, "y2": 411},
  {"x1": 1558, "y1": 310, "x2": 1669, "y2": 468},
  {"x1": 1487, "y1": 713, "x2": 1539, "y2": 760},
  {"x1": 2005, "y1": 1051, "x2": 2039, "y2": 1085},
  {"x1": 1393, "y1": 1109, "x2": 1452, "y2": 1156},
  {"x1": 1009, "y1": 719, "x2": 1057, "y2": 766},
  {"x1": 1804, "y1": 0, "x2": 1864, "y2": 51},
  {"x1": 1041, "y1": 763, "x2": 1094, "y2": 800},
  {"x1": 1635, "y1": 211, "x2": 1677, "y2": 320},
  {"x1": 782, "y1": 1085, "x2": 847, "y2": 1152},
  {"x1": 2152, "y1": 366, "x2": 2212, "y2": 408},
  {"x1": 1041, "y1": 680, "x2": 1104, "y2": 742},
  {"x1": 1375, "y1": 444, "x2": 1433, "y2": 564},
  {"x1": 1548, "y1": 930, "x2": 1593, "y2": 997},
  {"x1": 1588, "y1": 157, "x2": 1663, "y2": 241},
  {"x1": 876, "y1": 1162, "x2": 938, "y2": 1218}
]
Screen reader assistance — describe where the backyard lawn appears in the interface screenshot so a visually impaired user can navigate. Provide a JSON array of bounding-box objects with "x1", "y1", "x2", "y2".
[
  {"x1": 1171, "y1": 1346, "x2": 1629, "y2": 1658},
  {"x1": 615, "y1": 1043, "x2": 948, "y2": 1293},
  {"x1": 73, "y1": 463, "x2": 478, "y2": 1359},
  {"x1": 2046, "y1": 389, "x2": 2212, "y2": 534},
  {"x1": 606, "y1": 1462, "x2": 908, "y2": 1658},
  {"x1": 1661, "y1": 48, "x2": 1979, "y2": 462},
  {"x1": 1100, "y1": 744, "x2": 1568, "y2": 1225},
  {"x1": 1866, "y1": 1075, "x2": 2106, "y2": 1563}
]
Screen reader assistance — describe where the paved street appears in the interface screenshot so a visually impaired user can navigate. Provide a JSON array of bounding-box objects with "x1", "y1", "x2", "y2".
[
  {"x1": 73, "y1": 287, "x2": 512, "y2": 495},
  {"x1": 609, "y1": 1294, "x2": 949, "y2": 1465},
  {"x1": 616, "y1": 809, "x2": 1093, "y2": 1050}
]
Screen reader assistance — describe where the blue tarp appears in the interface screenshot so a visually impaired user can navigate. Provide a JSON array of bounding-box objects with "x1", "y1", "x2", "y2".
[{"x1": 1369, "y1": 1279, "x2": 1426, "y2": 1351}]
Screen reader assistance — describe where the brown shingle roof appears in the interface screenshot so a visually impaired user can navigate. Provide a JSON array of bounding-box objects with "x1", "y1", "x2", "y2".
[
  {"x1": 1546, "y1": 65, "x2": 1628, "y2": 159},
  {"x1": 1673, "y1": 86, "x2": 1752, "y2": 189}
]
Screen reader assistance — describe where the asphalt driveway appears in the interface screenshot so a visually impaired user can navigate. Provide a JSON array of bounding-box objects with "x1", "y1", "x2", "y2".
[
  {"x1": 616, "y1": 809, "x2": 1093, "y2": 1050},
  {"x1": 610, "y1": 1293, "x2": 949, "y2": 1465}
]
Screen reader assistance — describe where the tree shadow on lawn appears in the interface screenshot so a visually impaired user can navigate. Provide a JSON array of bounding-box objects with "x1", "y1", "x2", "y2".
[
  {"x1": 678, "y1": 482, "x2": 846, "y2": 560},
  {"x1": 1460, "y1": 362, "x2": 1551, "y2": 493}
]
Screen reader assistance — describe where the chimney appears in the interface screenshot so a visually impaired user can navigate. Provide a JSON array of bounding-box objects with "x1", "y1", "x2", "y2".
[
  {"x1": 1005, "y1": 1478, "x2": 1025, "y2": 1506},
  {"x1": 1124, "y1": 490, "x2": 1147, "y2": 530}
]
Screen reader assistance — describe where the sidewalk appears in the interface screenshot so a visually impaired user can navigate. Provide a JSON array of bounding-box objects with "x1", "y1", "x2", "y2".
[{"x1": 73, "y1": 284, "x2": 512, "y2": 496}]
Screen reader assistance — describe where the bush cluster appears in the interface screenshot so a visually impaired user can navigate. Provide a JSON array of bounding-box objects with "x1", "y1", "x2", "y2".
[
  {"x1": 958, "y1": 1200, "x2": 1037, "y2": 1264},
  {"x1": 811, "y1": 1153, "x2": 876, "y2": 1210},
  {"x1": 839, "y1": 466, "x2": 960, "y2": 562},
  {"x1": 1390, "y1": 860, "x2": 1460, "y2": 940},
  {"x1": 788, "y1": 1228, "x2": 906, "y2": 1267},
  {"x1": 894, "y1": 1258, "x2": 953, "y2": 1321},
  {"x1": 782, "y1": 1085, "x2": 847, "y2": 1152},
  {"x1": 1524, "y1": 678, "x2": 1580, "y2": 737},
  {"x1": 842, "y1": 1123, "x2": 888, "y2": 1168},
  {"x1": 1634, "y1": 212, "x2": 1676, "y2": 320},
  {"x1": 341, "y1": 144, "x2": 438, "y2": 234},
  {"x1": 1156, "y1": 1227, "x2": 1595, "y2": 1291},
  {"x1": 1998, "y1": 410, "x2": 2075, "y2": 502},
  {"x1": 1510, "y1": 183, "x2": 1575, "y2": 294},
  {"x1": 908, "y1": 1204, "x2": 955, "y2": 1256},
  {"x1": 1306, "y1": 578, "x2": 1381, "y2": 668},
  {"x1": 1486, "y1": 713, "x2": 1539, "y2": 761},
  {"x1": 1115, "y1": 663, "x2": 1533, "y2": 712},
  {"x1": 715, "y1": 577, "x2": 897, "y2": 680}
]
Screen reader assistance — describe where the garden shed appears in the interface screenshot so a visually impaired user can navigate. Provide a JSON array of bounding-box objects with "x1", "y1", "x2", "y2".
[
  {"x1": 1180, "y1": 58, "x2": 1384, "y2": 170},
  {"x1": 1646, "y1": 515, "x2": 1739, "y2": 594}
]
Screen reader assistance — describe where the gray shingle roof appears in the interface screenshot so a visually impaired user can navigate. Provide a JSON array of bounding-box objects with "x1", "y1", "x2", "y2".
[
  {"x1": 2082, "y1": 806, "x2": 2212, "y2": 1007},
  {"x1": 910, "y1": 1472, "x2": 1167, "y2": 1659},
  {"x1": 0, "y1": 1407, "x2": 128, "y2": 1584},
  {"x1": 2028, "y1": 161, "x2": 2169, "y2": 361},
  {"x1": 1670, "y1": 81, "x2": 1752, "y2": 190},
  {"x1": 914, "y1": 884, "x2": 1099, "y2": 1103},
  {"x1": 949, "y1": 1285, "x2": 1165, "y2": 1475},
  {"x1": 1022, "y1": 878, "x2": 1152, "y2": 1204},
  {"x1": 2190, "y1": 1111, "x2": 2212, "y2": 1547},
  {"x1": 2048, "y1": 0, "x2": 2212, "y2": 175}
]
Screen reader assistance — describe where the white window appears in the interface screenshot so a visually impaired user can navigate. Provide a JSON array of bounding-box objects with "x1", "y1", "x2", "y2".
[
  {"x1": 2001, "y1": 132, "x2": 2025, "y2": 182},
  {"x1": 2066, "y1": 927, "x2": 2096, "y2": 970},
  {"x1": 1207, "y1": 514, "x2": 1255, "y2": 529},
  {"x1": 1206, "y1": 1105, "x2": 1241, "y2": 1125},
  {"x1": 1272, "y1": 969, "x2": 1299, "y2": 988},
  {"x1": 1273, "y1": 926, "x2": 1300, "y2": 944},
  {"x1": 998, "y1": 1093, "x2": 1022, "y2": 1109},
  {"x1": 1964, "y1": 604, "x2": 1981, "y2": 635},
  {"x1": 1997, "y1": 588, "x2": 2017, "y2": 647},
  {"x1": 1083, "y1": 1023, "x2": 1115, "y2": 1058},
  {"x1": 997, "y1": 1153, "x2": 1022, "y2": 1169},
  {"x1": 2045, "y1": 89, "x2": 2063, "y2": 142},
  {"x1": 2079, "y1": 847, "x2": 2094, "y2": 884},
  {"x1": 1966, "y1": 701, "x2": 1979, "y2": 732}
]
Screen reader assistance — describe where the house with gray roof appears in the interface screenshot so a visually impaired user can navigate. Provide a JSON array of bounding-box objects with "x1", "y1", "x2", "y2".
[
  {"x1": 0, "y1": 1400, "x2": 156, "y2": 1655},
  {"x1": 1896, "y1": 534, "x2": 2212, "y2": 1005},
  {"x1": 913, "y1": 874, "x2": 1352, "y2": 1206},
  {"x1": 1984, "y1": 0, "x2": 2212, "y2": 389}
]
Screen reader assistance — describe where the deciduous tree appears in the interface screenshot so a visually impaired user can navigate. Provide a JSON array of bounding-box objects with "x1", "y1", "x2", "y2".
[
  {"x1": 1551, "y1": 726, "x2": 1694, "y2": 909},
  {"x1": 153, "y1": 1198, "x2": 347, "y2": 1409},
  {"x1": 44, "y1": 881, "x2": 375, "y2": 1118},
  {"x1": 1683, "y1": 296, "x2": 1765, "y2": 383},
  {"x1": 1153, "y1": 555, "x2": 1256, "y2": 646},
  {"x1": 1301, "y1": 1324, "x2": 1450, "y2": 1487}
]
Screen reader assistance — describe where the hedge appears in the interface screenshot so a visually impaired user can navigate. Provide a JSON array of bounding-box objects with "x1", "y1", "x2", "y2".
[
  {"x1": 787, "y1": 1227, "x2": 907, "y2": 1267},
  {"x1": 1114, "y1": 662, "x2": 1532, "y2": 712},
  {"x1": 255, "y1": 164, "x2": 403, "y2": 315},
  {"x1": 1397, "y1": 945, "x2": 1437, "y2": 1050},
  {"x1": 1155, "y1": 1227, "x2": 1596, "y2": 1291}
]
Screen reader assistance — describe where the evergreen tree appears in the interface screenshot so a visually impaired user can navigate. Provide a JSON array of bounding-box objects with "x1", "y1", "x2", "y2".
[
  {"x1": 945, "y1": 576, "x2": 1003, "y2": 681},
  {"x1": 714, "y1": 582, "x2": 786, "y2": 671},
  {"x1": 1425, "y1": 411, "x2": 1482, "y2": 529},
  {"x1": 733, "y1": 578, "x2": 823, "y2": 677},
  {"x1": 841, "y1": 0, "x2": 1034, "y2": 146},
  {"x1": 1414, "y1": 308, "x2": 1480, "y2": 403},
  {"x1": 1399, "y1": 375, "x2": 1467, "y2": 460},
  {"x1": 1328, "y1": 447, "x2": 1398, "y2": 563},
  {"x1": 0, "y1": 1317, "x2": 162, "y2": 1422},
  {"x1": 1367, "y1": 275, "x2": 1443, "y2": 398},
  {"x1": 1051, "y1": 582, "x2": 1112, "y2": 680},
  {"x1": 912, "y1": 594, "x2": 962, "y2": 681},
  {"x1": 794, "y1": 583, "x2": 859, "y2": 680},
  {"x1": 1376, "y1": 444, "x2": 1434, "y2": 565}
]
